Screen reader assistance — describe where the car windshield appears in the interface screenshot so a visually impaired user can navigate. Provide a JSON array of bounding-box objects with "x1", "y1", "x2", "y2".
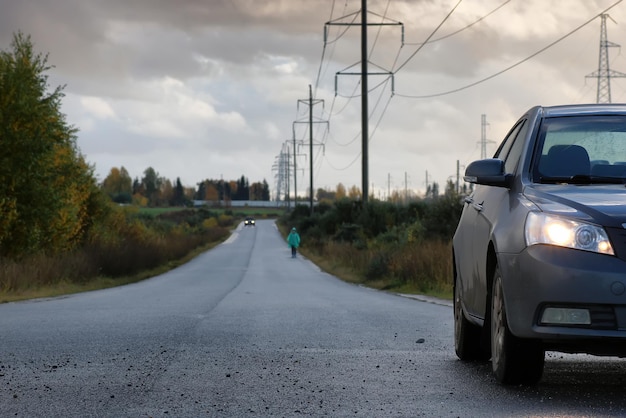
[{"x1": 534, "y1": 115, "x2": 626, "y2": 184}]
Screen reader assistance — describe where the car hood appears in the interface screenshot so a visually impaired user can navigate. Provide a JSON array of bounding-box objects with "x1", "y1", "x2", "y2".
[{"x1": 524, "y1": 184, "x2": 626, "y2": 227}]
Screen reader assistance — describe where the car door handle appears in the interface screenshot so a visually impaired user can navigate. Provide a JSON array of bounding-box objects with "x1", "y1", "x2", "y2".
[{"x1": 464, "y1": 196, "x2": 483, "y2": 211}]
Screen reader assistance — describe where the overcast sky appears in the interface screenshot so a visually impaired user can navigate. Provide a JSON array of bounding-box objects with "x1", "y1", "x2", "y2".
[{"x1": 2, "y1": 0, "x2": 626, "y2": 198}]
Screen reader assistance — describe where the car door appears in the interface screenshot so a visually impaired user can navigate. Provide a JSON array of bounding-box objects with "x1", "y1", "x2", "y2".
[{"x1": 463, "y1": 120, "x2": 527, "y2": 319}]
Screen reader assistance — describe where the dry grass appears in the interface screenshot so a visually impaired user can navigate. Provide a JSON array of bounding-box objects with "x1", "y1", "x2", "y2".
[
  {"x1": 0, "y1": 227, "x2": 229, "y2": 303},
  {"x1": 3, "y1": 218, "x2": 453, "y2": 303},
  {"x1": 299, "y1": 237, "x2": 453, "y2": 299}
]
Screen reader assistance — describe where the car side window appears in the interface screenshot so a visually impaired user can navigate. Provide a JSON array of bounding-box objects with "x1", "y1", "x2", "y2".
[{"x1": 494, "y1": 120, "x2": 526, "y2": 174}]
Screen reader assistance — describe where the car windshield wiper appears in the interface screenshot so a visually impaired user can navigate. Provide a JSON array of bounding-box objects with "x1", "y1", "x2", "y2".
[
  {"x1": 588, "y1": 175, "x2": 626, "y2": 184},
  {"x1": 539, "y1": 174, "x2": 626, "y2": 185}
]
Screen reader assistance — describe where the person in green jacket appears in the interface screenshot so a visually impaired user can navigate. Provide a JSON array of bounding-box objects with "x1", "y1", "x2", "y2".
[{"x1": 287, "y1": 227, "x2": 301, "y2": 258}]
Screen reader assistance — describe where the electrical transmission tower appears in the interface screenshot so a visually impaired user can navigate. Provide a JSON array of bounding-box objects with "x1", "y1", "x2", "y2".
[
  {"x1": 586, "y1": 14, "x2": 626, "y2": 103},
  {"x1": 272, "y1": 152, "x2": 284, "y2": 204},
  {"x1": 272, "y1": 142, "x2": 292, "y2": 207},
  {"x1": 479, "y1": 114, "x2": 495, "y2": 159}
]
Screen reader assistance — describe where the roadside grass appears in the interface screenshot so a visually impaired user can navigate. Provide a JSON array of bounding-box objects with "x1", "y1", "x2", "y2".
[
  {"x1": 278, "y1": 224, "x2": 453, "y2": 300},
  {"x1": 2, "y1": 210, "x2": 452, "y2": 303},
  {"x1": 0, "y1": 206, "x2": 233, "y2": 303},
  {"x1": 307, "y1": 242, "x2": 452, "y2": 299},
  {"x1": 0, "y1": 205, "x2": 279, "y2": 304},
  {"x1": 0, "y1": 239, "x2": 224, "y2": 304}
]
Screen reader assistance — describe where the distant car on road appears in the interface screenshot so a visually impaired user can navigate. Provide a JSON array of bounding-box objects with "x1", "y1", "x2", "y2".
[
  {"x1": 244, "y1": 217, "x2": 255, "y2": 226},
  {"x1": 453, "y1": 104, "x2": 626, "y2": 385}
]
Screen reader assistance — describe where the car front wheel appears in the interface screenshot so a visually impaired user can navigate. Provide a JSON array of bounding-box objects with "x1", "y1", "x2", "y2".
[{"x1": 491, "y1": 266, "x2": 544, "y2": 385}]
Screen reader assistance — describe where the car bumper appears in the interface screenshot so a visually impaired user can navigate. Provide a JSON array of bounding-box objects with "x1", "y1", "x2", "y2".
[{"x1": 499, "y1": 245, "x2": 626, "y2": 354}]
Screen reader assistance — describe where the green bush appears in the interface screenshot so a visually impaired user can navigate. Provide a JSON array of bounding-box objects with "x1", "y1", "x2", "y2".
[
  {"x1": 365, "y1": 250, "x2": 391, "y2": 280},
  {"x1": 278, "y1": 196, "x2": 461, "y2": 297},
  {"x1": 333, "y1": 223, "x2": 363, "y2": 243}
]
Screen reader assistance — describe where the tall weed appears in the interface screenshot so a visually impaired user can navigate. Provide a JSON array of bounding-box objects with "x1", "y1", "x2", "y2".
[
  {"x1": 0, "y1": 208, "x2": 230, "y2": 297},
  {"x1": 282, "y1": 199, "x2": 460, "y2": 298},
  {"x1": 302, "y1": 238, "x2": 451, "y2": 296}
]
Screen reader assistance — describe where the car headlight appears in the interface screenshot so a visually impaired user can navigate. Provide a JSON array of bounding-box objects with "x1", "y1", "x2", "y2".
[{"x1": 525, "y1": 212, "x2": 614, "y2": 255}]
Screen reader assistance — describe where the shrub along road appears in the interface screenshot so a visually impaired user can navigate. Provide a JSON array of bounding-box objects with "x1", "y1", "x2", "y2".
[{"x1": 1, "y1": 220, "x2": 626, "y2": 416}]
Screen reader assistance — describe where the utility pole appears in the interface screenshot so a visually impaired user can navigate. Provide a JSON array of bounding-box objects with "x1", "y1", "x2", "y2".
[
  {"x1": 296, "y1": 86, "x2": 325, "y2": 214},
  {"x1": 456, "y1": 160, "x2": 460, "y2": 194},
  {"x1": 293, "y1": 135, "x2": 298, "y2": 205},
  {"x1": 404, "y1": 172, "x2": 408, "y2": 203},
  {"x1": 361, "y1": 0, "x2": 369, "y2": 203},
  {"x1": 288, "y1": 137, "x2": 307, "y2": 207},
  {"x1": 480, "y1": 114, "x2": 488, "y2": 159},
  {"x1": 309, "y1": 85, "x2": 315, "y2": 213},
  {"x1": 327, "y1": 3, "x2": 402, "y2": 204},
  {"x1": 586, "y1": 14, "x2": 626, "y2": 103},
  {"x1": 282, "y1": 142, "x2": 292, "y2": 208}
]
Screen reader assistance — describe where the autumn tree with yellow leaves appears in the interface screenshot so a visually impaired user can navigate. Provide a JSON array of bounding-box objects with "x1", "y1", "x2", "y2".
[
  {"x1": 102, "y1": 166, "x2": 133, "y2": 204},
  {"x1": 0, "y1": 32, "x2": 105, "y2": 257}
]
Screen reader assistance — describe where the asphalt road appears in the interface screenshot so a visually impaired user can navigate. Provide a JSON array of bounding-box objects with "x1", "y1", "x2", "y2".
[{"x1": 2, "y1": 219, "x2": 626, "y2": 417}]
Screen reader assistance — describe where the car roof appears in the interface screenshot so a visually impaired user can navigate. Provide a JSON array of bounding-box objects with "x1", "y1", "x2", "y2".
[{"x1": 538, "y1": 103, "x2": 626, "y2": 117}]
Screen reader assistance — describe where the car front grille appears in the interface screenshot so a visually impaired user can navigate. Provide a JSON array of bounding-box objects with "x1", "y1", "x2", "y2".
[{"x1": 590, "y1": 305, "x2": 618, "y2": 330}]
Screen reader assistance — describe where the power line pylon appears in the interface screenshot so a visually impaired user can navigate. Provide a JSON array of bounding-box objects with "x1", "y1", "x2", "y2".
[
  {"x1": 586, "y1": 14, "x2": 626, "y2": 103},
  {"x1": 478, "y1": 114, "x2": 495, "y2": 159},
  {"x1": 272, "y1": 142, "x2": 293, "y2": 207}
]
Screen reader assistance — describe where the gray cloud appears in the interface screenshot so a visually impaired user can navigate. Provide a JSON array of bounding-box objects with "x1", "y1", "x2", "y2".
[{"x1": 1, "y1": 0, "x2": 625, "y2": 196}]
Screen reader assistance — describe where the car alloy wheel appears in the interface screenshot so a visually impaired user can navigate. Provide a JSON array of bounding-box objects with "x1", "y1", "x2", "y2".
[{"x1": 491, "y1": 266, "x2": 544, "y2": 385}]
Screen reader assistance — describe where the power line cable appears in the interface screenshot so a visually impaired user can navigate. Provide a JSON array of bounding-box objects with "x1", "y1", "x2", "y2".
[
  {"x1": 395, "y1": 0, "x2": 624, "y2": 99},
  {"x1": 369, "y1": 85, "x2": 394, "y2": 140},
  {"x1": 323, "y1": 149, "x2": 362, "y2": 171},
  {"x1": 324, "y1": 79, "x2": 394, "y2": 171},
  {"x1": 369, "y1": 0, "x2": 392, "y2": 59},
  {"x1": 328, "y1": 129, "x2": 361, "y2": 147},
  {"x1": 314, "y1": 0, "x2": 337, "y2": 97},
  {"x1": 404, "y1": 0, "x2": 512, "y2": 46},
  {"x1": 389, "y1": 0, "x2": 505, "y2": 78},
  {"x1": 393, "y1": 0, "x2": 464, "y2": 73},
  {"x1": 315, "y1": 0, "x2": 354, "y2": 97}
]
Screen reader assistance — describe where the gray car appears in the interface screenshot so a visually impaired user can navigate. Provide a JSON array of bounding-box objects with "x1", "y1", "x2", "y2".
[{"x1": 453, "y1": 104, "x2": 626, "y2": 385}]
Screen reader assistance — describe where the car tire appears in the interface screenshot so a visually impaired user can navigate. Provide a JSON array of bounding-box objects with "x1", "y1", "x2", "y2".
[
  {"x1": 454, "y1": 276, "x2": 489, "y2": 361},
  {"x1": 491, "y1": 267, "x2": 545, "y2": 385}
]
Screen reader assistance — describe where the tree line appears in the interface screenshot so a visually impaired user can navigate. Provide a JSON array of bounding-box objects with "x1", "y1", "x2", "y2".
[{"x1": 101, "y1": 167, "x2": 270, "y2": 207}]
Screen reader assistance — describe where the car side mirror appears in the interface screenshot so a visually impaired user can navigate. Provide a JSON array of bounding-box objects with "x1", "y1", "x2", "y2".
[{"x1": 463, "y1": 159, "x2": 513, "y2": 188}]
